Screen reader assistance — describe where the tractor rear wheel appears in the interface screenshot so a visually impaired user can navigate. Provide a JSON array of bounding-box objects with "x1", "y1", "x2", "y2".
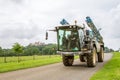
[
  {"x1": 62, "y1": 55, "x2": 74, "y2": 66},
  {"x1": 98, "y1": 47, "x2": 104, "y2": 62}
]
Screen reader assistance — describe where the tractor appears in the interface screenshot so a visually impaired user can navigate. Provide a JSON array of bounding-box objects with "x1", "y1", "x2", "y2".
[{"x1": 46, "y1": 17, "x2": 104, "y2": 67}]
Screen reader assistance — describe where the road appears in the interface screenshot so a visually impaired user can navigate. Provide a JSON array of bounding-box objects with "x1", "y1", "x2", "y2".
[{"x1": 0, "y1": 53, "x2": 112, "y2": 80}]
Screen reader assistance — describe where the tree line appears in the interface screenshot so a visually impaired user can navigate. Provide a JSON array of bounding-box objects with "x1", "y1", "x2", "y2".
[
  {"x1": 0, "y1": 43, "x2": 57, "y2": 57},
  {"x1": 0, "y1": 43, "x2": 115, "y2": 57}
]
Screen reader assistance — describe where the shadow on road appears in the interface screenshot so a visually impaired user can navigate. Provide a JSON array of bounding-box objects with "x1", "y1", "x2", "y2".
[{"x1": 72, "y1": 64, "x2": 87, "y2": 67}]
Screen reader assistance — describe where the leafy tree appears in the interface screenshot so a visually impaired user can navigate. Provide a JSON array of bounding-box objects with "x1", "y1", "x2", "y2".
[
  {"x1": 0, "y1": 47, "x2": 3, "y2": 56},
  {"x1": 12, "y1": 43, "x2": 23, "y2": 62},
  {"x1": 24, "y1": 45, "x2": 39, "y2": 59},
  {"x1": 24, "y1": 46, "x2": 33, "y2": 56},
  {"x1": 0, "y1": 47, "x2": 6, "y2": 63},
  {"x1": 104, "y1": 47, "x2": 110, "y2": 53},
  {"x1": 42, "y1": 44, "x2": 57, "y2": 55},
  {"x1": 33, "y1": 47, "x2": 39, "y2": 59},
  {"x1": 109, "y1": 48, "x2": 114, "y2": 52}
]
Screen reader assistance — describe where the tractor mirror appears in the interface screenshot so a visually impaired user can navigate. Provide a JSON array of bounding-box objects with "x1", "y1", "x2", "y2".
[{"x1": 46, "y1": 31, "x2": 48, "y2": 40}]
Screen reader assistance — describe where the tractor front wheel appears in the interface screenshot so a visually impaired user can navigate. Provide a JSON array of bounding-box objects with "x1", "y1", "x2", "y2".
[
  {"x1": 87, "y1": 47, "x2": 96, "y2": 67},
  {"x1": 62, "y1": 55, "x2": 74, "y2": 66}
]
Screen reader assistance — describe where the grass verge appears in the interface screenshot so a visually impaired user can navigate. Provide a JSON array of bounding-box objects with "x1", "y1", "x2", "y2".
[
  {"x1": 90, "y1": 52, "x2": 120, "y2": 80},
  {"x1": 0, "y1": 56, "x2": 62, "y2": 73},
  {"x1": 0, "y1": 55, "x2": 78, "y2": 73}
]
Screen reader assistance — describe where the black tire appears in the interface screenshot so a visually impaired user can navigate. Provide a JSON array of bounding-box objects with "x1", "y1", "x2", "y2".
[
  {"x1": 87, "y1": 47, "x2": 96, "y2": 67},
  {"x1": 79, "y1": 55, "x2": 85, "y2": 62},
  {"x1": 62, "y1": 55, "x2": 74, "y2": 66},
  {"x1": 98, "y1": 47, "x2": 104, "y2": 62}
]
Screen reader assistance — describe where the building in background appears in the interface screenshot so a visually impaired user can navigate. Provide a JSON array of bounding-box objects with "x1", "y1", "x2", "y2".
[{"x1": 29, "y1": 41, "x2": 45, "y2": 46}]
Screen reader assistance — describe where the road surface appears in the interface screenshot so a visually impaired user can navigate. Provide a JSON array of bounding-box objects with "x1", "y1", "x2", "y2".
[{"x1": 0, "y1": 53, "x2": 112, "y2": 80}]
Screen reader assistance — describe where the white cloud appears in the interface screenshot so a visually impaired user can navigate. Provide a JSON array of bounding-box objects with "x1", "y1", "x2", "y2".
[{"x1": 0, "y1": 0, "x2": 120, "y2": 50}]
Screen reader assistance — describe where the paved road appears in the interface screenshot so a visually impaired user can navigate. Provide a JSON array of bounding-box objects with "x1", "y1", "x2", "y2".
[{"x1": 0, "y1": 53, "x2": 112, "y2": 80}]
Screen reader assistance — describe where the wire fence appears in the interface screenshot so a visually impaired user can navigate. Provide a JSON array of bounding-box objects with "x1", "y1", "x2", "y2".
[{"x1": 0, "y1": 55, "x2": 61, "y2": 63}]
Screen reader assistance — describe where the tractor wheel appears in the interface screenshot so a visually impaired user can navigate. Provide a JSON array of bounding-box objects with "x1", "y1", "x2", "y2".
[
  {"x1": 87, "y1": 47, "x2": 96, "y2": 67},
  {"x1": 98, "y1": 47, "x2": 104, "y2": 62},
  {"x1": 79, "y1": 55, "x2": 85, "y2": 62},
  {"x1": 62, "y1": 55, "x2": 74, "y2": 66}
]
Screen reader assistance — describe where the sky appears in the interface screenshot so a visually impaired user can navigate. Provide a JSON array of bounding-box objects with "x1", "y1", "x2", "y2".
[{"x1": 0, "y1": 0, "x2": 120, "y2": 50}]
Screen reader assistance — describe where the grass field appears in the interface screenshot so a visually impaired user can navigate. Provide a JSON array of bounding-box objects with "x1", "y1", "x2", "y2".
[
  {"x1": 0, "y1": 55, "x2": 59, "y2": 63},
  {"x1": 0, "y1": 55, "x2": 78, "y2": 73},
  {"x1": 0, "y1": 55, "x2": 62, "y2": 73},
  {"x1": 90, "y1": 52, "x2": 120, "y2": 80}
]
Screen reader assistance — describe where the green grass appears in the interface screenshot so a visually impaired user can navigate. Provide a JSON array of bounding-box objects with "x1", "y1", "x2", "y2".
[
  {"x1": 90, "y1": 52, "x2": 120, "y2": 80},
  {"x1": 0, "y1": 55, "x2": 78, "y2": 73},
  {"x1": 0, "y1": 55, "x2": 58, "y2": 63},
  {"x1": 0, "y1": 55, "x2": 62, "y2": 73}
]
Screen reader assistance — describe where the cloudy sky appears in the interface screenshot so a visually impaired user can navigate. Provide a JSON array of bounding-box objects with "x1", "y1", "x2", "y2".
[{"x1": 0, "y1": 0, "x2": 120, "y2": 50}]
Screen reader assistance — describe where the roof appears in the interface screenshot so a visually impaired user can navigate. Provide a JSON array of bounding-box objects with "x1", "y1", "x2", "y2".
[{"x1": 55, "y1": 25, "x2": 84, "y2": 30}]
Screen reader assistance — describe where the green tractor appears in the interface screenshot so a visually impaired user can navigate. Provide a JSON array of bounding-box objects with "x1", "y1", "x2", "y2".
[{"x1": 46, "y1": 17, "x2": 104, "y2": 67}]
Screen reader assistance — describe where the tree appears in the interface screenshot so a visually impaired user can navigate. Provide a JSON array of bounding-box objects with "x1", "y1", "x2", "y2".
[
  {"x1": 109, "y1": 48, "x2": 114, "y2": 52},
  {"x1": 42, "y1": 44, "x2": 57, "y2": 56},
  {"x1": 30, "y1": 46, "x2": 39, "y2": 60},
  {"x1": 0, "y1": 47, "x2": 6, "y2": 63},
  {"x1": 0, "y1": 47, "x2": 3, "y2": 56},
  {"x1": 104, "y1": 47, "x2": 110, "y2": 53},
  {"x1": 12, "y1": 43, "x2": 23, "y2": 62}
]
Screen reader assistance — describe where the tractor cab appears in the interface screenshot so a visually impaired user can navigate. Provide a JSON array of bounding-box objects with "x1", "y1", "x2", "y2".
[{"x1": 56, "y1": 25, "x2": 84, "y2": 52}]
